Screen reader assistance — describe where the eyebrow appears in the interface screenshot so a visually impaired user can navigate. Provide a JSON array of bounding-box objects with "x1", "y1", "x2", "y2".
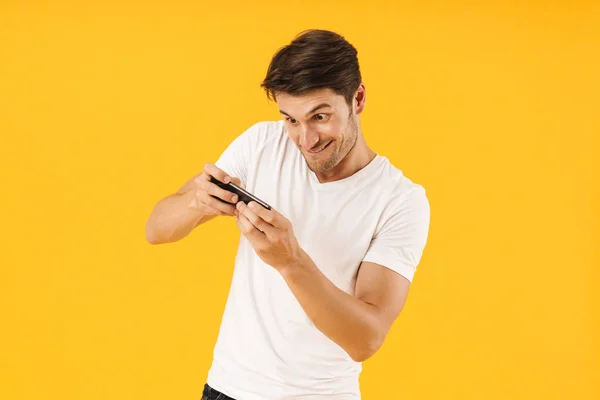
[{"x1": 279, "y1": 103, "x2": 332, "y2": 118}]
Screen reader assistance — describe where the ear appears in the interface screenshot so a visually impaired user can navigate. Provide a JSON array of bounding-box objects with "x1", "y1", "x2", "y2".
[{"x1": 354, "y1": 83, "x2": 366, "y2": 115}]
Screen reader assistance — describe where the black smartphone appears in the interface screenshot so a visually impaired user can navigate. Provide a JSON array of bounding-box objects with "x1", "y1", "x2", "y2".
[{"x1": 210, "y1": 176, "x2": 272, "y2": 210}]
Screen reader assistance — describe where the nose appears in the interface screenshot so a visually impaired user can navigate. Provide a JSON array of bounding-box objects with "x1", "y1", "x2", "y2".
[{"x1": 299, "y1": 124, "x2": 319, "y2": 149}]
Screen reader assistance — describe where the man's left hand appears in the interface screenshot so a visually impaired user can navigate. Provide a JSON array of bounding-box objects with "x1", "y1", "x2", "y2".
[{"x1": 234, "y1": 201, "x2": 303, "y2": 271}]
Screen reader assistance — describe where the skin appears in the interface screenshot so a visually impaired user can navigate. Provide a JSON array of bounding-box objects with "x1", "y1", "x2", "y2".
[
  {"x1": 232, "y1": 84, "x2": 411, "y2": 362},
  {"x1": 147, "y1": 83, "x2": 411, "y2": 362},
  {"x1": 277, "y1": 84, "x2": 376, "y2": 183}
]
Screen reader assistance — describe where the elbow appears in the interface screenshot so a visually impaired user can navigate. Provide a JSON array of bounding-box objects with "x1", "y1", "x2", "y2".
[
  {"x1": 145, "y1": 220, "x2": 167, "y2": 245},
  {"x1": 349, "y1": 352, "x2": 371, "y2": 363},
  {"x1": 146, "y1": 230, "x2": 162, "y2": 245},
  {"x1": 146, "y1": 233, "x2": 162, "y2": 245},
  {"x1": 348, "y1": 335, "x2": 385, "y2": 363}
]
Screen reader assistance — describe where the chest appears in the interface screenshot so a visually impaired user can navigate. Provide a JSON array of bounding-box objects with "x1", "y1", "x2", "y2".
[{"x1": 248, "y1": 158, "x2": 383, "y2": 294}]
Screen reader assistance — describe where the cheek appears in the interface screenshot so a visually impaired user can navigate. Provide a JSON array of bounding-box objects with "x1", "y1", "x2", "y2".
[
  {"x1": 319, "y1": 120, "x2": 342, "y2": 138},
  {"x1": 286, "y1": 120, "x2": 342, "y2": 143},
  {"x1": 284, "y1": 124, "x2": 300, "y2": 142},
  {"x1": 289, "y1": 131, "x2": 302, "y2": 146}
]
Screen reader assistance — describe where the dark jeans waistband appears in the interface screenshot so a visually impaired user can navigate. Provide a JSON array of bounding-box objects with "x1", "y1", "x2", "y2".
[{"x1": 201, "y1": 383, "x2": 236, "y2": 400}]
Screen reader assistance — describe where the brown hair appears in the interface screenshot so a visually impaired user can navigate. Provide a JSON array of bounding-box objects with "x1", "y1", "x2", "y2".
[{"x1": 260, "y1": 29, "x2": 362, "y2": 108}]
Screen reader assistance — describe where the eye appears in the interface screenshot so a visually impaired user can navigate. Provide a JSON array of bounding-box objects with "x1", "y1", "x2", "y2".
[
  {"x1": 313, "y1": 113, "x2": 329, "y2": 122},
  {"x1": 286, "y1": 117, "x2": 298, "y2": 125}
]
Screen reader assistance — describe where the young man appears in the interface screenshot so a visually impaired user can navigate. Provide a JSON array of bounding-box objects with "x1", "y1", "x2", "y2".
[{"x1": 146, "y1": 29, "x2": 430, "y2": 400}]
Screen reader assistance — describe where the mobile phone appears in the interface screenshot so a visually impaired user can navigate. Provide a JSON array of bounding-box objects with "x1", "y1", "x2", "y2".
[{"x1": 210, "y1": 176, "x2": 272, "y2": 210}]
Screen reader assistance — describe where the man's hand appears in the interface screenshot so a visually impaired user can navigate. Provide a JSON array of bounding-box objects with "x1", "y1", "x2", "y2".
[
  {"x1": 146, "y1": 163, "x2": 245, "y2": 244},
  {"x1": 234, "y1": 200, "x2": 409, "y2": 362},
  {"x1": 234, "y1": 201, "x2": 303, "y2": 271},
  {"x1": 186, "y1": 163, "x2": 244, "y2": 217}
]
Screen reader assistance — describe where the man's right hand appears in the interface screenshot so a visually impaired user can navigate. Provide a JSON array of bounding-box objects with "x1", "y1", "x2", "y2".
[
  {"x1": 146, "y1": 163, "x2": 243, "y2": 244},
  {"x1": 186, "y1": 163, "x2": 242, "y2": 217}
]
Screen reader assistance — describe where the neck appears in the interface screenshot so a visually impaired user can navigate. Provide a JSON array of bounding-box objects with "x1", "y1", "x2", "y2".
[{"x1": 315, "y1": 133, "x2": 376, "y2": 183}]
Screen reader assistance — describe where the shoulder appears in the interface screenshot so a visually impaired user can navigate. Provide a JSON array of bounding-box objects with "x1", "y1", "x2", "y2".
[
  {"x1": 245, "y1": 119, "x2": 285, "y2": 135},
  {"x1": 237, "y1": 120, "x2": 286, "y2": 150},
  {"x1": 380, "y1": 158, "x2": 429, "y2": 205},
  {"x1": 375, "y1": 158, "x2": 430, "y2": 229},
  {"x1": 362, "y1": 158, "x2": 431, "y2": 282}
]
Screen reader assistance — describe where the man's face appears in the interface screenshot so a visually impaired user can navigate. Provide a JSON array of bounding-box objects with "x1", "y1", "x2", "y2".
[{"x1": 277, "y1": 88, "x2": 360, "y2": 175}]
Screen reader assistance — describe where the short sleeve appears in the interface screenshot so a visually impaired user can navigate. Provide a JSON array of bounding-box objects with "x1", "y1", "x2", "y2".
[
  {"x1": 214, "y1": 122, "x2": 270, "y2": 186},
  {"x1": 362, "y1": 185, "x2": 431, "y2": 283}
]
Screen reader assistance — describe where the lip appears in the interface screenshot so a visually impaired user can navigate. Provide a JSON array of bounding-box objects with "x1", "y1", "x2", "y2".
[{"x1": 306, "y1": 141, "x2": 332, "y2": 154}]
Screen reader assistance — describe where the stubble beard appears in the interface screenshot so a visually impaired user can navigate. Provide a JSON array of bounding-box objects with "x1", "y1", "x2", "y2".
[{"x1": 304, "y1": 116, "x2": 359, "y2": 174}]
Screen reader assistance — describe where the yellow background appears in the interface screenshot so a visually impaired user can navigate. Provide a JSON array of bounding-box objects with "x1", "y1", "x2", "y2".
[{"x1": 1, "y1": 1, "x2": 598, "y2": 399}]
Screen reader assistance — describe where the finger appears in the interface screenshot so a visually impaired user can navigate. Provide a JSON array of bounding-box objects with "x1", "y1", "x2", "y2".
[
  {"x1": 187, "y1": 192, "x2": 227, "y2": 216},
  {"x1": 198, "y1": 190, "x2": 237, "y2": 215},
  {"x1": 203, "y1": 163, "x2": 231, "y2": 184},
  {"x1": 237, "y1": 202, "x2": 276, "y2": 235},
  {"x1": 247, "y1": 201, "x2": 284, "y2": 229},
  {"x1": 229, "y1": 176, "x2": 245, "y2": 189},
  {"x1": 201, "y1": 205, "x2": 228, "y2": 216},
  {"x1": 193, "y1": 171, "x2": 210, "y2": 185},
  {"x1": 236, "y1": 213, "x2": 269, "y2": 246},
  {"x1": 201, "y1": 179, "x2": 239, "y2": 204}
]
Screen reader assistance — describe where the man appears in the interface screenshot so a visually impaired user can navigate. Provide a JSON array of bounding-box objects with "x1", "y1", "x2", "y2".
[{"x1": 146, "y1": 29, "x2": 430, "y2": 400}]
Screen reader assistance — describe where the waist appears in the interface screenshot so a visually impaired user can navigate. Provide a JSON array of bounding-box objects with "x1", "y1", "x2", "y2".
[{"x1": 208, "y1": 353, "x2": 361, "y2": 400}]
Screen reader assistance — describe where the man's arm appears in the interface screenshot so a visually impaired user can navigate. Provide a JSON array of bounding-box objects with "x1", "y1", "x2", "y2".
[
  {"x1": 281, "y1": 255, "x2": 409, "y2": 362},
  {"x1": 145, "y1": 164, "x2": 240, "y2": 244},
  {"x1": 145, "y1": 123, "x2": 267, "y2": 244},
  {"x1": 233, "y1": 184, "x2": 430, "y2": 361}
]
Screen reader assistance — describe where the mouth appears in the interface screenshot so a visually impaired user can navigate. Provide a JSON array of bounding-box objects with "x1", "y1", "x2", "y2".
[{"x1": 306, "y1": 141, "x2": 332, "y2": 154}]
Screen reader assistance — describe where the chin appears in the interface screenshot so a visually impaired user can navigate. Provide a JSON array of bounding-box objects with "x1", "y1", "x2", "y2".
[
  {"x1": 306, "y1": 157, "x2": 338, "y2": 174},
  {"x1": 301, "y1": 143, "x2": 343, "y2": 174}
]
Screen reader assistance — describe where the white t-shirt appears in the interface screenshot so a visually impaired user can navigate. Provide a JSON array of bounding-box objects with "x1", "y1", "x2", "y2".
[{"x1": 207, "y1": 120, "x2": 430, "y2": 400}]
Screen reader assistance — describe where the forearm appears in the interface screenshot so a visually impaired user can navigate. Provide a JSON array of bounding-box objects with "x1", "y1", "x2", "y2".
[
  {"x1": 145, "y1": 191, "x2": 209, "y2": 244},
  {"x1": 280, "y1": 251, "x2": 385, "y2": 362}
]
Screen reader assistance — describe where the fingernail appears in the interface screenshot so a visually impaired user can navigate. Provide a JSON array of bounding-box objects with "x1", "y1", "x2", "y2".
[
  {"x1": 232, "y1": 195, "x2": 238, "y2": 203},
  {"x1": 224, "y1": 176, "x2": 230, "y2": 183},
  {"x1": 236, "y1": 202, "x2": 243, "y2": 209},
  {"x1": 249, "y1": 202, "x2": 256, "y2": 209}
]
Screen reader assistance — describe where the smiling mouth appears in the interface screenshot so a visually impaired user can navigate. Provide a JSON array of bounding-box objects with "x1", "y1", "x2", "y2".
[{"x1": 306, "y1": 141, "x2": 332, "y2": 154}]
